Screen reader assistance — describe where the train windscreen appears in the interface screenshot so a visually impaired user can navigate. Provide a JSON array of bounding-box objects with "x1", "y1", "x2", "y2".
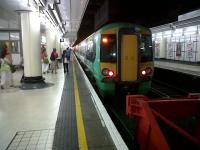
[
  {"x1": 100, "y1": 34, "x2": 117, "y2": 62},
  {"x1": 140, "y1": 35, "x2": 153, "y2": 62}
]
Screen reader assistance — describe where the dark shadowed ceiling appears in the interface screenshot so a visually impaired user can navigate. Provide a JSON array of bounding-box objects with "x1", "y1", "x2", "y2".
[{"x1": 76, "y1": 0, "x2": 200, "y2": 44}]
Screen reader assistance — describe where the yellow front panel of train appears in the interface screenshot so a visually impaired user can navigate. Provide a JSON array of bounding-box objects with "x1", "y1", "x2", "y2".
[{"x1": 121, "y1": 35, "x2": 138, "y2": 81}]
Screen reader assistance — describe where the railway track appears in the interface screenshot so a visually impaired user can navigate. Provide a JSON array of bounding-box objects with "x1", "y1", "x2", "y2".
[
  {"x1": 103, "y1": 79, "x2": 195, "y2": 149},
  {"x1": 153, "y1": 68, "x2": 200, "y2": 94},
  {"x1": 150, "y1": 79, "x2": 189, "y2": 98}
]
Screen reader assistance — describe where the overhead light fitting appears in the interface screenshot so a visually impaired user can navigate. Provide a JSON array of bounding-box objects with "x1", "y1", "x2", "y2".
[
  {"x1": 48, "y1": 3, "x2": 54, "y2": 10},
  {"x1": 39, "y1": 0, "x2": 65, "y2": 34},
  {"x1": 55, "y1": 0, "x2": 61, "y2": 4},
  {"x1": 52, "y1": 10, "x2": 62, "y2": 27},
  {"x1": 62, "y1": 21, "x2": 66, "y2": 25},
  {"x1": 38, "y1": 0, "x2": 45, "y2": 7}
]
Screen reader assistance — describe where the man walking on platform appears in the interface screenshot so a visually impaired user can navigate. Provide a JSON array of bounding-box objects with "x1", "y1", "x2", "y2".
[{"x1": 62, "y1": 47, "x2": 71, "y2": 74}]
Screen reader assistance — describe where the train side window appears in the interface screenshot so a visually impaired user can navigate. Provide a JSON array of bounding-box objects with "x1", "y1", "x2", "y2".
[
  {"x1": 100, "y1": 34, "x2": 117, "y2": 62},
  {"x1": 86, "y1": 50, "x2": 90, "y2": 59},
  {"x1": 86, "y1": 40, "x2": 95, "y2": 62},
  {"x1": 91, "y1": 38, "x2": 96, "y2": 62},
  {"x1": 85, "y1": 43, "x2": 90, "y2": 60}
]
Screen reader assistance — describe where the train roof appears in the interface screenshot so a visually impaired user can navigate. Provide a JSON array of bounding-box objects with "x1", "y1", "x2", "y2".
[
  {"x1": 97, "y1": 22, "x2": 151, "y2": 34},
  {"x1": 77, "y1": 23, "x2": 151, "y2": 44}
]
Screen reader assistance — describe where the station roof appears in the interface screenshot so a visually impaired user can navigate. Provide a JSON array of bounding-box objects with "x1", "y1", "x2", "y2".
[{"x1": 0, "y1": 0, "x2": 199, "y2": 45}]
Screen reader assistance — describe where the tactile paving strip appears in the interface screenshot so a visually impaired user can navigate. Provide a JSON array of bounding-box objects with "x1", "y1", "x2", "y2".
[
  {"x1": 6, "y1": 129, "x2": 55, "y2": 150},
  {"x1": 52, "y1": 63, "x2": 78, "y2": 150}
]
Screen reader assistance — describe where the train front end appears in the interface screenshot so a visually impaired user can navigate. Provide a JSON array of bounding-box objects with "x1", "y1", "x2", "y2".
[{"x1": 99, "y1": 23, "x2": 153, "y2": 96}]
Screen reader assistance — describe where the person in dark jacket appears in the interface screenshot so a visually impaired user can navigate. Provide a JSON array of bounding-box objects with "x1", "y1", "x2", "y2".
[
  {"x1": 66, "y1": 47, "x2": 71, "y2": 61},
  {"x1": 62, "y1": 47, "x2": 71, "y2": 73}
]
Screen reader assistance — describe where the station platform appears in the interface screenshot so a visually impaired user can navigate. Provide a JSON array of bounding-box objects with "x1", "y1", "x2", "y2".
[
  {"x1": 0, "y1": 56, "x2": 127, "y2": 150},
  {"x1": 154, "y1": 60, "x2": 200, "y2": 77}
]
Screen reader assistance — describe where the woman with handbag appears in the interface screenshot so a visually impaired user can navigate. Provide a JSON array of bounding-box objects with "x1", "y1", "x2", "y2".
[
  {"x1": 41, "y1": 46, "x2": 49, "y2": 74},
  {"x1": 0, "y1": 44, "x2": 13, "y2": 89},
  {"x1": 50, "y1": 48, "x2": 58, "y2": 73}
]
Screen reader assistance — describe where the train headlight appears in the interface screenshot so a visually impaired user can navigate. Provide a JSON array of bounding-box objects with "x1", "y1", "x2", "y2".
[{"x1": 102, "y1": 68, "x2": 109, "y2": 76}]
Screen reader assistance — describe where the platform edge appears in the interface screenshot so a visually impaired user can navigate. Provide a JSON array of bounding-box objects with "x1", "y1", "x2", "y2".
[{"x1": 74, "y1": 54, "x2": 129, "y2": 150}]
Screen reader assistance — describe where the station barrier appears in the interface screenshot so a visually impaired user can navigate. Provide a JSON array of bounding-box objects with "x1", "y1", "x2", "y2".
[{"x1": 126, "y1": 93, "x2": 200, "y2": 150}]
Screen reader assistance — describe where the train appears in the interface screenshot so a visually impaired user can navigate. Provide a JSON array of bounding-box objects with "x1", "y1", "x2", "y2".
[{"x1": 75, "y1": 23, "x2": 154, "y2": 97}]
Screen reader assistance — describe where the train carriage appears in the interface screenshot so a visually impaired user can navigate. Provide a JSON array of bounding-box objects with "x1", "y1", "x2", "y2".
[{"x1": 75, "y1": 23, "x2": 154, "y2": 97}]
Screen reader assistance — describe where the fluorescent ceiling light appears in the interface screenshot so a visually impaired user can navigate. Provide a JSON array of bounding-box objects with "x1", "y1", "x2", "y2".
[{"x1": 52, "y1": 10, "x2": 62, "y2": 27}]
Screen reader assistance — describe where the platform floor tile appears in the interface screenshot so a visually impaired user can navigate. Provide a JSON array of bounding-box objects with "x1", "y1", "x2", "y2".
[{"x1": 6, "y1": 129, "x2": 55, "y2": 150}]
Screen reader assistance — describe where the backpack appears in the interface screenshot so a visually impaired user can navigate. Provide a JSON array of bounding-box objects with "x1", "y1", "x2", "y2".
[
  {"x1": 66, "y1": 49, "x2": 71, "y2": 59},
  {"x1": 10, "y1": 64, "x2": 16, "y2": 73},
  {"x1": 50, "y1": 52, "x2": 55, "y2": 61}
]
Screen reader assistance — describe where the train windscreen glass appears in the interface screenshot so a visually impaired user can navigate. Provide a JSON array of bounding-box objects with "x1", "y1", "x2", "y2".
[
  {"x1": 140, "y1": 35, "x2": 153, "y2": 62},
  {"x1": 100, "y1": 34, "x2": 117, "y2": 62}
]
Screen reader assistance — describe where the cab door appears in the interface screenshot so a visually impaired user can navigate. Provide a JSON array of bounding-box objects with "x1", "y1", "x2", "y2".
[{"x1": 118, "y1": 29, "x2": 138, "y2": 82}]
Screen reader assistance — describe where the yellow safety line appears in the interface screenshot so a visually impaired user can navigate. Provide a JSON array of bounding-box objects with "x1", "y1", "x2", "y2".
[{"x1": 72, "y1": 62, "x2": 88, "y2": 150}]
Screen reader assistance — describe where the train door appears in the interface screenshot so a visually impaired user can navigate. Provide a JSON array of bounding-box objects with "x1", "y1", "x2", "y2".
[{"x1": 118, "y1": 29, "x2": 138, "y2": 82}]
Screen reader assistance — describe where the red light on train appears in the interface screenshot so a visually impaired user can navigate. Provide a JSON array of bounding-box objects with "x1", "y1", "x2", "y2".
[
  {"x1": 141, "y1": 70, "x2": 147, "y2": 76},
  {"x1": 108, "y1": 71, "x2": 114, "y2": 77},
  {"x1": 140, "y1": 67, "x2": 152, "y2": 76},
  {"x1": 102, "y1": 68, "x2": 114, "y2": 77},
  {"x1": 102, "y1": 37, "x2": 108, "y2": 43}
]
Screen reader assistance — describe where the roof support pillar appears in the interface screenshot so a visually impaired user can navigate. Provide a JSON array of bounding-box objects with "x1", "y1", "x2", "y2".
[{"x1": 20, "y1": 11, "x2": 45, "y2": 89}]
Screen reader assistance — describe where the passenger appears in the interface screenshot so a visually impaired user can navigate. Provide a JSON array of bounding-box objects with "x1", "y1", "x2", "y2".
[
  {"x1": 20, "y1": 56, "x2": 24, "y2": 83},
  {"x1": 62, "y1": 47, "x2": 71, "y2": 73},
  {"x1": 41, "y1": 46, "x2": 49, "y2": 74},
  {"x1": 50, "y1": 48, "x2": 58, "y2": 73},
  {"x1": 0, "y1": 45, "x2": 13, "y2": 89},
  {"x1": 66, "y1": 47, "x2": 72, "y2": 61}
]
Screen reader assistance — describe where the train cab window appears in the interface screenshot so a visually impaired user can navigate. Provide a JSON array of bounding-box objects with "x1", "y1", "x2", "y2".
[
  {"x1": 139, "y1": 35, "x2": 153, "y2": 62},
  {"x1": 100, "y1": 34, "x2": 117, "y2": 62}
]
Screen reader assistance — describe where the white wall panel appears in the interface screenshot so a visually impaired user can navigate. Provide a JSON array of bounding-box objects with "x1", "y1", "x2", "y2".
[
  {"x1": 46, "y1": 27, "x2": 56, "y2": 59},
  {"x1": 12, "y1": 53, "x2": 21, "y2": 65},
  {"x1": 0, "y1": 32, "x2": 9, "y2": 40},
  {"x1": 0, "y1": 18, "x2": 8, "y2": 28}
]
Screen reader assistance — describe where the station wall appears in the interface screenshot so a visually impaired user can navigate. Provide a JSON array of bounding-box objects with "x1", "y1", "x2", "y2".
[{"x1": 152, "y1": 25, "x2": 200, "y2": 63}]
